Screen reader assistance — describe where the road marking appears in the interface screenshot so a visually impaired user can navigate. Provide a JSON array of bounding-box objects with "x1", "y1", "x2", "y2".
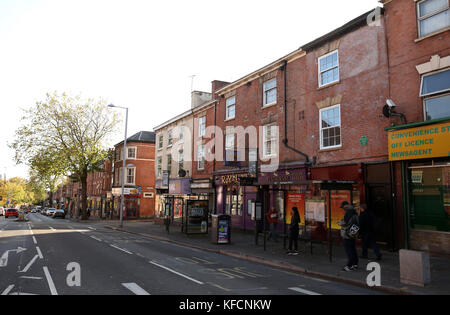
[
  {"x1": 0, "y1": 247, "x2": 27, "y2": 267},
  {"x1": 88, "y1": 226, "x2": 96, "y2": 230},
  {"x1": 122, "y1": 283, "x2": 151, "y2": 295},
  {"x1": 9, "y1": 292, "x2": 38, "y2": 295},
  {"x1": 301, "y1": 275, "x2": 330, "y2": 283},
  {"x1": 20, "y1": 276, "x2": 43, "y2": 280},
  {"x1": 1, "y1": 285, "x2": 14, "y2": 295},
  {"x1": 110, "y1": 244, "x2": 133, "y2": 255},
  {"x1": 49, "y1": 226, "x2": 56, "y2": 231},
  {"x1": 149, "y1": 261, "x2": 204, "y2": 285},
  {"x1": 90, "y1": 236, "x2": 102, "y2": 242},
  {"x1": 32, "y1": 236, "x2": 37, "y2": 244},
  {"x1": 19, "y1": 255, "x2": 39, "y2": 273},
  {"x1": 43, "y1": 267, "x2": 58, "y2": 295},
  {"x1": 207, "y1": 282, "x2": 231, "y2": 292},
  {"x1": 288, "y1": 287, "x2": 322, "y2": 295},
  {"x1": 36, "y1": 247, "x2": 43, "y2": 259}
]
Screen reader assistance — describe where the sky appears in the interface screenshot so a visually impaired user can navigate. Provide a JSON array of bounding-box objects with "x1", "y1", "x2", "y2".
[{"x1": 0, "y1": 0, "x2": 380, "y2": 179}]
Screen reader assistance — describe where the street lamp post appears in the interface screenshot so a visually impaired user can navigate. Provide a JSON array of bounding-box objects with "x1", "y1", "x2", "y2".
[{"x1": 108, "y1": 104, "x2": 128, "y2": 228}]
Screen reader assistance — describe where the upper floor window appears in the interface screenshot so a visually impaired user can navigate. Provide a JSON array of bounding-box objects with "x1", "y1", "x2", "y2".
[
  {"x1": 226, "y1": 96, "x2": 236, "y2": 120},
  {"x1": 262, "y1": 124, "x2": 278, "y2": 158},
  {"x1": 417, "y1": 0, "x2": 449, "y2": 38},
  {"x1": 318, "y1": 50, "x2": 339, "y2": 87},
  {"x1": 167, "y1": 154, "x2": 172, "y2": 175},
  {"x1": 167, "y1": 130, "x2": 173, "y2": 147},
  {"x1": 178, "y1": 150, "x2": 184, "y2": 171},
  {"x1": 197, "y1": 144, "x2": 205, "y2": 170},
  {"x1": 178, "y1": 125, "x2": 184, "y2": 143},
  {"x1": 127, "y1": 147, "x2": 137, "y2": 159},
  {"x1": 126, "y1": 167, "x2": 136, "y2": 185},
  {"x1": 420, "y1": 68, "x2": 450, "y2": 120},
  {"x1": 158, "y1": 135, "x2": 163, "y2": 149},
  {"x1": 157, "y1": 157, "x2": 162, "y2": 178},
  {"x1": 320, "y1": 104, "x2": 341, "y2": 149},
  {"x1": 198, "y1": 116, "x2": 206, "y2": 137},
  {"x1": 225, "y1": 133, "x2": 235, "y2": 162},
  {"x1": 263, "y1": 79, "x2": 277, "y2": 106}
]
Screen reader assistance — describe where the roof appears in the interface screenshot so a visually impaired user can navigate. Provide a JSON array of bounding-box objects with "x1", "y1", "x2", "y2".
[
  {"x1": 115, "y1": 131, "x2": 156, "y2": 146},
  {"x1": 301, "y1": 8, "x2": 384, "y2": 51}
]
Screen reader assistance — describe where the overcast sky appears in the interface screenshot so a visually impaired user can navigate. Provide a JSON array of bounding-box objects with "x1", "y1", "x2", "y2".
[{"x1": 0, "y1": 0, "x2": 380, "y2": 179}]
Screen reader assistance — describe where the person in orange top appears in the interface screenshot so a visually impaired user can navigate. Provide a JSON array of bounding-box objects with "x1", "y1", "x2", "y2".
[{"x1": 267, "y1": 207, "x2": 279, "y2": 242}]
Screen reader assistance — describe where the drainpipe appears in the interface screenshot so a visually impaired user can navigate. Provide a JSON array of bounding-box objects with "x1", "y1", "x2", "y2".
[{"x1": 281, "y1": 60, "x2": 311, "y2": 164}]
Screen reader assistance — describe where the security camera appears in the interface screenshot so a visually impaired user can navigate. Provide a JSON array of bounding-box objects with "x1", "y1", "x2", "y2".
[{"x1": 386, "y1": 99, "x2": 397, "y2": 108}]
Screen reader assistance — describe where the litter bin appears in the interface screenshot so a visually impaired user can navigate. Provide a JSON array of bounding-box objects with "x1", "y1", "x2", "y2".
[{"x1": 211, "y1": 214, "x2": 231, "y2": 244}]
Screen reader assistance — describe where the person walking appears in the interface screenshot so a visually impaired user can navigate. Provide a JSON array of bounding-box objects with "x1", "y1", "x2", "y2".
[
  {"x1": 359, "y1": 204, "x2": 382, "y2": 260},
  {"x1": 287, "y1": 207, "x2": 301, "y2": 255},
  {"x1": 338, "y1": 201, "x2": 359, "y2": 271},
  {"x1": 267, "y1": 207, "x2": 279, "y2": 242}
]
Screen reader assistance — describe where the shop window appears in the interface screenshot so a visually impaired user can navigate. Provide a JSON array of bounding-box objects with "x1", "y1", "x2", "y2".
[
  {"x1": 409, "y1": 163, "x2": 450, "y2": 232},
  {"x1": 420, "y1": 68, "x2": 450, "y2": 120},
  {"x1": 417, "y1": 0, "x2": 449, "y2": 38},
  {"x1": 225, "y1": 187, "x2": 243, "y2": 216}
]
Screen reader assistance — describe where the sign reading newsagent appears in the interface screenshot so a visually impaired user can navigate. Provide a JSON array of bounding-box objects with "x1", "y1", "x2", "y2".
[{"x1": 388, "y1": 121, "x2": 450, "y2": 161}]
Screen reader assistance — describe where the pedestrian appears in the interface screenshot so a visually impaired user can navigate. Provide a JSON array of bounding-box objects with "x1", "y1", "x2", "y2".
[
  {"x1": 338, "y1": 201, "x2": 359, "y2": 271},
  {"x1": 359, "y1": 204, "x2": 382, "y2": 260},
  {"x1": 266, "y1": 207, "x2": 279, "y2": 242},
  {"x1": 287, "y1": 207, "x2": 301, "y2": 255}
]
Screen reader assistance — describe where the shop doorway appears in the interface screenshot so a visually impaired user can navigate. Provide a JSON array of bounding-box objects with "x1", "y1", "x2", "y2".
[{"x1": 124, "y1": 198, "x2": 139, "y2": 219}]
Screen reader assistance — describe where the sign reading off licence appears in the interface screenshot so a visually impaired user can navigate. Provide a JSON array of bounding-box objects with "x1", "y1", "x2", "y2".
[{"x1": 388, "y1": 121, "x2": 450, "y2": 161}]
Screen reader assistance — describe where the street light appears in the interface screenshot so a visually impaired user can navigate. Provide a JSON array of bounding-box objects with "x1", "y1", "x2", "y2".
[{"x1": 108, "y1": 104, "x2": 128, "y2": 228}]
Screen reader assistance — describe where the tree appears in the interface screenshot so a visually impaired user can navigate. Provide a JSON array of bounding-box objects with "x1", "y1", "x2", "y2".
[{"x1": 11, "y1": 92, "x2": 121, "y2": 219}]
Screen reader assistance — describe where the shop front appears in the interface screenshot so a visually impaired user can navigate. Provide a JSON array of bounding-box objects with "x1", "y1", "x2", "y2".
[
  {"x1": 387, "y1": 118, "x2": 450, "y2": 255},
  {"x1": 112, "y1": 186, "x2": 142, "y2": 220},
  {"x1": 155, "y1": 178, "x2": 192, "y2": 226}
]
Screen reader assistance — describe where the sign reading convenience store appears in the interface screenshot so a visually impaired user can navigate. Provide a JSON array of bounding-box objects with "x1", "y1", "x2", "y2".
[{"x1": 388, "y1": 121, "x2": 450, "y2": 161}]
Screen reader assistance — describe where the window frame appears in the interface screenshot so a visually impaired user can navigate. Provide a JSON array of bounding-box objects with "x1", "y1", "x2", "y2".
[
  {"x1": 127, "y1": 146, "x2": 137, "y2": 159},
  {"x1": 263, "y1": 78, "x2": 277, "y2": 107},
  {"x1": 197, "y1": 144, "x2": 205, "y2": 170},
  {"x1": 158, "y1": 135, "x2": 164, "y2": 150},
  {"x1": 416, "y1": 0, "x2": 450, "y2": 38},
  {"x1": 226, "y1": 96, "x2": 236, "y2": 120},
  {"x1": 423, "y1": 92, "x2": 450, "y2": 121},
  {"x1": 420, "y1": 68, "x2": 450, "y2": 121},
  {"x1": 262, "y1": 124, "x2": 278, "y2": 158},
  {"x1": 167, "y1": 130, "x2": 173, "y2": 147},
  {"x1": 198, "y1": 116, "x2": 206, "y2": 138},
  {"x1": 319, "y1": 104, "x2": 342, "y2": 150},
  {"x1": 167, "y1": 154, "x2": 172, "y2": 176},
  {"x1": 318, "y1": 50, "x2": 340, "y2": 88},
  {"x1": 157, "y1": 156, "x2": 162, "y2": 178}
]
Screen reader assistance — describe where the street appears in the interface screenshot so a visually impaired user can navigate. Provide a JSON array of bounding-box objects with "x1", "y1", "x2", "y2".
[{"x1": 0, "y1": 213, "x2": 382, "y2": 295}]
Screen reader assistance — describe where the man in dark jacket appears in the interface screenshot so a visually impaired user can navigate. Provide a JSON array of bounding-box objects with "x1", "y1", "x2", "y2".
[
  {"x1": 338, "y1": 201, "x2": 359, "y2": 271},
  {"x1": 359, "y1": 204, "x2": 382, "y2": 260}
]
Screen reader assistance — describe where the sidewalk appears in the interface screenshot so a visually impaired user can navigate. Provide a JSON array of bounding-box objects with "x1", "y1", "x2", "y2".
[{"x1": 99, "y1": 220, "x2": 449, "y2": 295}]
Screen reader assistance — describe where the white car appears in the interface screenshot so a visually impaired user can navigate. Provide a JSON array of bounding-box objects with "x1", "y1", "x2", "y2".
[{"x1": 46, "y1": 208, "x2": 56, "y2": 216}]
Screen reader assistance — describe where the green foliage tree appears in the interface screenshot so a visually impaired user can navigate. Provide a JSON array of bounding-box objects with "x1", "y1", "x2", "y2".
[{"x1": 11, "y1": 92, "x2": 121, "y2": 219}]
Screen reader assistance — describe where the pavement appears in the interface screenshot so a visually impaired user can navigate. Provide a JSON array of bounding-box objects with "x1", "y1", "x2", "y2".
[{"x1": 78, "y1": 217, "x2": 450, "y2": 296}]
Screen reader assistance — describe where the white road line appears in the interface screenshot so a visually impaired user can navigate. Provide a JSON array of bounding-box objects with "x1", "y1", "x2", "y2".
[
  {"x1": 19, "y1": 254, "x2": 39, "y2": 273},
  {"x1": 90, "y1": 236, "x2": 102, "y2": 242},
  {"x1": 149, "y1": 261, "x2": 204, "y2": 285},
  {"x1": 43, "y1": 267, "x2": 58, "y2": 295},
  {"x1": 20, "y1": 276, "x2": 43, "y2": 280},
  {"x1": 110, "y1": 244, "x2": 133, "y2": 255},
  {"x1": 36, "y1": 247, "x2": 43, "y2": 259},
  {"x1": 88, "y1": 226, "x2": 96, "y2": 230},
  {"x1": 49, "y1": 226, "x2": 56, "y2": 231},
  {"x1": 32, "y1": 236, "x2": 37, "y2": 244},
  {"x1": 122, "y1": 283, "x2": 151, "y2": 295},
  {"x1": 288, "y1": 287, "x2": 322, "y2": 295},
  {"x1": 1, "y1": 285, "x2": 14, "y2": 295}
]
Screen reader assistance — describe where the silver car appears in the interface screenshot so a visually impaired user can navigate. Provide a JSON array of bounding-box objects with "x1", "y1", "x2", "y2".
[{"x1": 46, "y1": 208, "x2": 56, "y2": 216}]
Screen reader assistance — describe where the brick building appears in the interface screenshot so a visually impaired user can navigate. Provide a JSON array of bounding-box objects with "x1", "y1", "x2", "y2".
[
  {"x1": 112, "y1": 131, "x2": 156, "y2": 219},
  {"x1": 382, "y1": 0, "x2": 450, "y2": 254},
  {"x1": 86, "y1": 157, "x2": 113, "y2": 218}
]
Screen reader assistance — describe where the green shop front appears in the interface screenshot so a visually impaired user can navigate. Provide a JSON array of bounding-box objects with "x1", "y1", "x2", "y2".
[{"x1": 387, "y1": 118, "x2": 450, "y2": 255}]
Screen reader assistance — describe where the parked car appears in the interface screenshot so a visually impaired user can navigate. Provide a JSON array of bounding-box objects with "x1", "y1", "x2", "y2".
[
  {"x1": 42, "y1": 207, "x2": 49, "y2": 215},
  {"x1": 5, "y1": 208, "x2": 19, "y2": 218},
  {"x1": 31, "y1": 209, "x2": 36, "y2": 213},
  {"x1": 0, "y1": 207, "x2": 4, "y2": 216},
  {"x1": 46, "y1": 208, "x2": 56, "y2": 216},
  {"x1": 36, "y1": 206, "x2": 42, "y2": 213},
  {"x1": 52, "y1": 209, "x2": 65, "y2": 219}
]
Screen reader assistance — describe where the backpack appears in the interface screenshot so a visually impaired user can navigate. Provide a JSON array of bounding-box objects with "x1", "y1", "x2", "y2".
[{"x1": 346, "y1": 215, "x2": 360, "y2": 239}]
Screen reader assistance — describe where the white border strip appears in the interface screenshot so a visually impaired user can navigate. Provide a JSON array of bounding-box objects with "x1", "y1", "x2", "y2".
[
  {"x1": 288, "y1": 287, "x2": 322, "y2": 295},
  {"x1": 149, "y1": 261, "x2": 204, "y2": 285},
  {"x1": 43, "y1": 266, "x2": 58, "y2": 295},
  {"x1": 122, "y1": 283, "x2": 151, "y2": 295}
]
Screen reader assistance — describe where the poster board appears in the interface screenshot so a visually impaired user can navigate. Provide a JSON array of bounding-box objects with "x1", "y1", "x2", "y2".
[
  {"x1": 305, "y1": 200, "x2": 325, "y2": 222},
  {"x1": 286, "y1": 193, "x2": 305, "y2": 226}
]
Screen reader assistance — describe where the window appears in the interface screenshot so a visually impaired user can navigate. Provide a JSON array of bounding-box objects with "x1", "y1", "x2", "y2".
[
  {"x1": 127, "y1": 147, "x2": 136, "y2": 159},
  {"x1": 157, "y1": 157, "x2": 162, "y2": 178},
  {"x1": 167, "y1": 130, "x2": 173, "y2": 147},
  {"x1": 417, "y1": 0, "x2": 449, "y2": 37},
  {"x1": 320, "y1": 105, "x2": 341, "y2": 149},
  {"x1": 178, "y1": 150, "x2": 184, "y2": 171},
  {"x1": 318, "y1": 50, "x2": 339, "y2": 87},
  {"x1": 225, "y1": 187, "x2": 243, "y2": 216},
  {"x1": 262, "y1": 124, "x2": 278, "y2": 157},
  {"x1": 126, "y1": 168, "x2": 135, "y2": 185},
  {"x1": 198, "y1": 116, "x2": 206, "y2": 137},
  {"x1": 420, "y1": 69, "x2": 450, "y2": 120},
  {"x1": 167, "y1": 154, "x2": 172, "y2": 175},
  {"x1": 226, "y1": 96, "x2": 236, "y2": 120},
  {"x1": 197, "y1": 144, "x2": 205, "y2": 170},
  {"x1": 263, "y1": 79, "x2": 277, "y2": 106},
  {"x1": 225, "y1": 133, "x2": 235, "y2": 162},
  {"x1": 178, "y1": 125, "x2": 184, "y2": 143},
  {"x1": 158, "y1": 135, "x2": 163, "y2": 149}
]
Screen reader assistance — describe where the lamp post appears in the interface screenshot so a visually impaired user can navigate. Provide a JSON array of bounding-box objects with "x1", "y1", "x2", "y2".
[{"x1": 108, "y1": 104, "x2": 128, "y2": 228}]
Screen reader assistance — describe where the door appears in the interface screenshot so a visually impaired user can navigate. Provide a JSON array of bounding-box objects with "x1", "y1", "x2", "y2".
[{"x1": 367, "y1": 185, "x2": 394, "y2": 249}]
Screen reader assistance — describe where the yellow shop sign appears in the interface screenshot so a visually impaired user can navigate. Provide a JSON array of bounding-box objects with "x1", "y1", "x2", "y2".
[{"x1": 388, "y1": 121, "x2": 450, "y2": 161}]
